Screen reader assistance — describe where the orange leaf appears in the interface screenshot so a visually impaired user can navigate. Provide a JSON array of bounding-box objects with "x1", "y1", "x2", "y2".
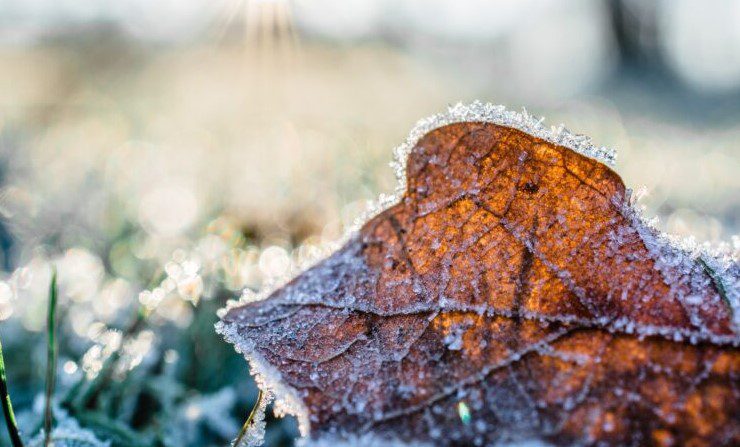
[{"x1": 220, "y1": 104, "x2": 739, "y2": 447}]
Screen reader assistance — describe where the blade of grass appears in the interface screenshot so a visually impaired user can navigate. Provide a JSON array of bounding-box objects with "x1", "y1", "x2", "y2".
[
  {"x1": 0, "y1": 338, "x2": 24, "y2": 447},
  {"x1": 44, "y1": 268, "x2": 58, "y2": 447},
  {"x1": 233, "y1": 389, "x2": 263, "y2": 447}
]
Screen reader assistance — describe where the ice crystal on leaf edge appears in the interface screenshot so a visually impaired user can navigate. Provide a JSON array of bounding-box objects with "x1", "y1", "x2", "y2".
[{"x1": 215, "y1": 101, "x2": 739, "y2": 447}]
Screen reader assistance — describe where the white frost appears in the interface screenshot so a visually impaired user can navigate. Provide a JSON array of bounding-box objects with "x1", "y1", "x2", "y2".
[{"x1": 27, "y1": 411, "x2": 110, "y2": 447}]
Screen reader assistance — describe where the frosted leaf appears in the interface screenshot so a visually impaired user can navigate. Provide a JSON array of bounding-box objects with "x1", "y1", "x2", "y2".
[{"x1": 218, "y1": 106, "x2": 739, "y2": 446}]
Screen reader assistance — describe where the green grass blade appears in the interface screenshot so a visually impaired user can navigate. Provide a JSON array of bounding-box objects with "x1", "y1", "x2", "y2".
[
  {"x1": 233, "y1": 389, "x2": 263, "y2": 447},
  {"x1": 0, "y1": 338, "x2": 24, "y2": 447},
  {"x1": 44, "y1": 268, "x2": 58, "y2": 447}
]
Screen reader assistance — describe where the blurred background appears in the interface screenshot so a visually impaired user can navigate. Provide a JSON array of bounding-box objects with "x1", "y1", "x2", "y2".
[{"x1": 0, "y1": 0, "x2": 738, "y2": 446}]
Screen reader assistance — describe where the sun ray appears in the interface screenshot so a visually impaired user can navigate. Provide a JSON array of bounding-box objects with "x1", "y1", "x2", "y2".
[{"x1": 214, "y1": 0, "x2": 298, "y2": 60}]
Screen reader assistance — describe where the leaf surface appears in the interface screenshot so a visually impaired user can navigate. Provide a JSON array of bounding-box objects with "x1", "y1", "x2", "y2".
[{"x1": 221, "y1": 120, "x2": 739, "y2": 446}]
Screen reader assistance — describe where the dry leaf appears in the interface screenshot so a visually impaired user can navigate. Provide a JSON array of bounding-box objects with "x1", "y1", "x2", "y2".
[{"x1": 219, "y1": 104, "x2": 739, "y2": 447}]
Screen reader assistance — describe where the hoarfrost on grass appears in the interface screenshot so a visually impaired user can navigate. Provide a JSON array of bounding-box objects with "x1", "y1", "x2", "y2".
[{"x1": 27, "y1": 411, "x2": 110, "y2": 447}]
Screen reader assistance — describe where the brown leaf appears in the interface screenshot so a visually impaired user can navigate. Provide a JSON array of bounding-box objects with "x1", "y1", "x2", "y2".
[{"x1": 220, "y1": 114, "x2": 739, "y2": 446}]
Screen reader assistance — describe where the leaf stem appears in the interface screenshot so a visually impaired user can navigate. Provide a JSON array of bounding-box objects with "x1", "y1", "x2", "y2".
[
  {"x1": 0, "y1": 338, "x2": 24, "y2": 447},
  {"x1": 44, "y1": 268, "x2": 58, "y2": 447},
  {"x1": 233, "y1": 389, "x2": 263, "y2": 447}
]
